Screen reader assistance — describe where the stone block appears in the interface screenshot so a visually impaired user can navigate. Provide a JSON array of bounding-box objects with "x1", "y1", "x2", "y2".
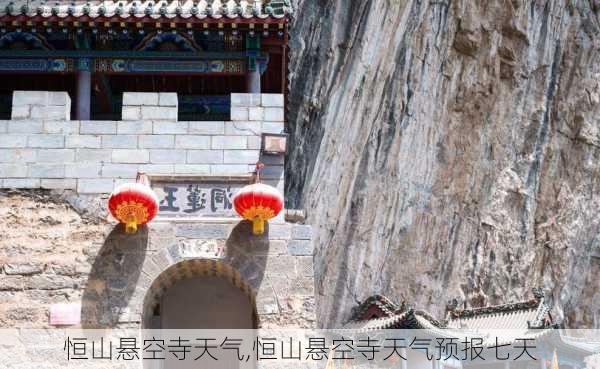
[
  {"x1": 43, "y1": 121, "x2": 79, "y2": 134},
  {"x1": 158, "y1": 93, "x2": 178, "y2": 107},
  {"x1": 266, "y1": 256, "x2": 297, "y2": 277},
  {"x1": 40, "y1": 178, "x2": 77, "y2": 190},
  {"x1": 121, "y1": 106, "x2": 141, "y2": 120},
  {"x1": 175, "y1": 135, "x2": 211, "y2": 149},
  {"x1": 30, "y1": 105, "x2": 69, "y2": 120},
  {"x1": 77, "y1": 178, "x2": 114, "y2": 193},
  {"x1": 80, "y1": 121, "x2": 117, "y2": 134},
  {"x1": 223, "y1": 150, "x2": 260, "y2": 164},
  {"x1": 268, "y1": 224, "x2": 292, "y2": 239},
  {"x1": 149, "y1": 149, "x2": 186, "y2": 164},
  {"x1": 117, "y1": 120, "x2": 153, "y2": 134},
  {"x1": 0, "y1": 121, "x2": 7, "y2": 133},
  {"x1": 261, "y1": 94, "x2": 285, "y2": 107},
  {"x1": 225, "y1": 121, "x2": 261, "y2": 136},
  {"x1": 101, "y1": 163, "x2": 139, "y2": 178},
  {"x1": 260, "y1": 165, "x2": 284, "y2": 180},
  {"x1": 12, "y1": 91, "x2": 48, "y2": 106},
  {"x1": 187, "y1": 150, "x2": 223, "y2": 164},
  {"x1": 274, "y1": 277, "x2": 315, "y2": 297},
  {"x1": 75, "y1": 149, "x2": 112, "y2": 162},
  {"x1": 139, "y1": 164, "x2": 174, "y2": 175},
  {"x1": 248, "y1": 107, "x2": 264, "y2": 121},
  {"x1": 8, "y1": 120, "x2": 43, "y2": 134},
  {"x1": 173, "y1": 164, "x2": 210, "y2": 174},
  {"x1": 113, "y1": 178, "x2": 138, "y2": 190},
  {"x1": 27, "y1": 134, "x2": 64, "y2": 148},
  {"x1": 262, "y1": 121, "x2": 285, "y2": 134},
  {"x1": 209, "y1": 164, "x2": 250, "y2": 175},
  {"x1": 153, "y1": 121, "x2": 187, "y2": 134},
  {"x1": 36, "y1": 149, "x2": 75, "y2": 162},
  {"x1": 247, "y1": 135, "x2": 262, "y2": 150},
  {"x1": 139, "y1": 135, "x2": 175, "y2": 149},
  {"x1": 65, "y1": 163, "x2": 101, "y2": 178},
  {"x1": 122, "y1": 92, "x2": 159, "y2": 106},
  {"x1": 4, "y1": 263, "x2": 43, "y2": 275},
  {"x1": 28, "y1": 164, "x2": 64, "y2": 178},
  {"x1": 231, "y1": 93, "x2": 261, "y2": 107},
  {"x1": 256, "y1": 295, "x2": 279, "y2": 315},
  {"x1": 141, "y1": 107, "x2": 177, "y2": 121},
  {"x1": 295, "y1": 256, "x2": 314, "y2": 277},
  {"x1": 2, "y1": 178, "x2": 40, "y2": 188},
  {"x1": 48, "y1": 91, "x2": 71, "y2": 106},
  {"x1": 264, "y1": 107, "x2": 285, "y2": 122},
  {"x1": 0, "y1": 164, "x2": 27, "y2": 178},
  {"x1": 260, "y1": 155, "x2": 285, "y2": 165},
  {"x1": 188, "y1": 121, "x2": 225, "y2": 135},
  {"x1": 10, "y1": 105, "x2": 30, "y2": 119},
  {"x1": 0, "y1": 275, "x2": 24, "y2": 290},
  {"x1": 211, "y1": 136, "x2": 247, "y2": 149},
  {"x1": 230, "y1": 107, "x2": 249, "y2": 121},
  {"x1": 0, "y1": 149, "x2": 36, "y2": 163},
  {"x1": 112, "y1": 149, "x2": 149, "y2": 163},
  {"x1": 175, "y1": 223, "x2": 233, "y2": 239},
  {"x1": 0, "y1": 135, "x2": 27, "y2": 148},
  {"x1": 101, "y1": 135, "x2": 138, "y2": 149},
  {"x1": 65, "y1": 135, "x2": 101, "y2": 148},
  {"x1": 287, "y1": 239, "x2": 314, "y2": 256},
  {"x1": 292, "y1": 225, "x2": 312, "y2": 240}
]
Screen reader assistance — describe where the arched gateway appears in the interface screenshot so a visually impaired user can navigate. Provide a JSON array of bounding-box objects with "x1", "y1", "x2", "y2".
[{"x1": 142, "y1": 258, "x2": 257, "y2": 329}]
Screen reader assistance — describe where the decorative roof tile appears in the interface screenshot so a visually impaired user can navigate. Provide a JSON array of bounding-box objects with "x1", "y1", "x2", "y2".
[{"x1": 0, "y1": 0, "x2": 292, "y2": 20}]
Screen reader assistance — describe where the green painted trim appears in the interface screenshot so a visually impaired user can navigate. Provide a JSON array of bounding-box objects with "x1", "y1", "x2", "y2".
[{"x1": 0, "y1": 49, "x2": 247, "y2": 60}]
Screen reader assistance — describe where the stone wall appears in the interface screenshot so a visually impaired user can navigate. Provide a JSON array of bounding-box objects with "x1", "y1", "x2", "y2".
[
  {"x1": 0, "y1": 91, "x2": 285, "y2": 193},
  {"x1": 10, "y1": 91, "x2": 71, "y2": 121},
  {"x1": 0, "y1": 190, "x2": 315, "y2": 328},
  {"x1": 0, "y1": 90, "x2": 315, "y2": 329}
]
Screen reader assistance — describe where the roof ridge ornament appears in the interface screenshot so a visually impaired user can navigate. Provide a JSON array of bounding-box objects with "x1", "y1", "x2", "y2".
[{"x1": 531, "y1": 286, "x2": 545, "y2": 301}]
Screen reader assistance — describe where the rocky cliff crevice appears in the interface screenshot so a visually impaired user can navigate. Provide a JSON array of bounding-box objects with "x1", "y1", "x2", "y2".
[{"x1": 286, "y1": 0, "x2": 600, "y2": 328}]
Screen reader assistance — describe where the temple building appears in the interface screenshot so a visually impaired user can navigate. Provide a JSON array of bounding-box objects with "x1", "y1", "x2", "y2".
[
  {"x1": 0, "y1": 0, "x2": 319, "y2": 333},
  {"x1": 0, "y1": 0, "x2": 290, "y2": 120},
  {"x1": 341, "y1": 290, "x2": 598, "y2": 369}
]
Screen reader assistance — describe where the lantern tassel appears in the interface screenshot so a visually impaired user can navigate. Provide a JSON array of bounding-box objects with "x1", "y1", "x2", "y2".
[
  {"x1": 125, "y1": 214, "x2": 138, "y2": 234},
  {"x1": 252, "y1": 218, "x2": 265, "y2": 235},
  {"x1": 125, "y1": 221, "x2": 138, "y2": 234}
]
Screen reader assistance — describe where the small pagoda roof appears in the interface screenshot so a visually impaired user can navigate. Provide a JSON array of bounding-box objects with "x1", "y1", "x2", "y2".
[
  {"x1": 0, "y1": 0, "x2": 292, "y2": 23},
  {"x1": 343, "y1": 294, "x2": 447, "y2": 333}
]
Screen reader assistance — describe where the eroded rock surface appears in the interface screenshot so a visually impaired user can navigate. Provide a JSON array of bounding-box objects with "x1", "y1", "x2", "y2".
[{"x1": 286, "y1": 0, "x2": 600, "y2": 328}]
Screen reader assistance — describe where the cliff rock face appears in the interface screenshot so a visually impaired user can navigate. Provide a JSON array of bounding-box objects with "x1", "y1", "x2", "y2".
[{"x1": 286, "y1": 0, "x2": 600, "y2": 328}]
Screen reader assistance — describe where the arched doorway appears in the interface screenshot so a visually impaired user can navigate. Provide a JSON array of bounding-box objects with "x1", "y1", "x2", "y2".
[
  {"x1": 143, "y1": 259, "x2": 257, "y2": 369},
  {"x1": 159, "y1": 275, "x2": 254, "y2": 329}
]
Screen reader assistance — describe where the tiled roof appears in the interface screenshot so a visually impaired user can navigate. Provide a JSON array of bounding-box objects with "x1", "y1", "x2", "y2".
[
  {"x1": 0, "y1": 0, "x2": 292, "y2": 20},
  {"x1": 446, "y1": 296, "x2": 551, "y2": 330},
  {"x1": 343, "y1": 307, "x2": 446, "y2": 332},
  {"x1": 350, "y1": 294, "x2": 402, "y2": 318},
  {"x1": 341, "y1": 295, "x2": 599, "y2": 355},
  {"x1": 342, "y1": 312, "x2": 410, "y2": 331},
  {"x1": 447, "y1": 302, "x2": 542, "y2": 330}
]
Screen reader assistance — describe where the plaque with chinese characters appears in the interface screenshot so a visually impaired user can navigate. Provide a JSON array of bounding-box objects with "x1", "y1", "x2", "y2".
[{"x1": 151, "y1": 176, "x2": 252, "y2": 218}]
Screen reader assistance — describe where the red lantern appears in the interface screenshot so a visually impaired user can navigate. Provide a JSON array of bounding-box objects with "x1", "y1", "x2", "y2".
[
  {"x1": 232, "y1": 164, "x2": 284, "y2": 235},
  {"x1": 108, "y1": 173, "x2": 159, "y2": 234}
]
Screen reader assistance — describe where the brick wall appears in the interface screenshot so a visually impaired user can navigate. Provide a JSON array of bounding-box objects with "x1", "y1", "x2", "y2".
[{"x1": 0, "y1": 91, "x2": 285, "y2": 194}]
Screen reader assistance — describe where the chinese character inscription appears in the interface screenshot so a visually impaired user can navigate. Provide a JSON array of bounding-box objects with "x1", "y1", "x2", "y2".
[{"x1": 152, "y1": 181, "x2": 244, "y2": 218}]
